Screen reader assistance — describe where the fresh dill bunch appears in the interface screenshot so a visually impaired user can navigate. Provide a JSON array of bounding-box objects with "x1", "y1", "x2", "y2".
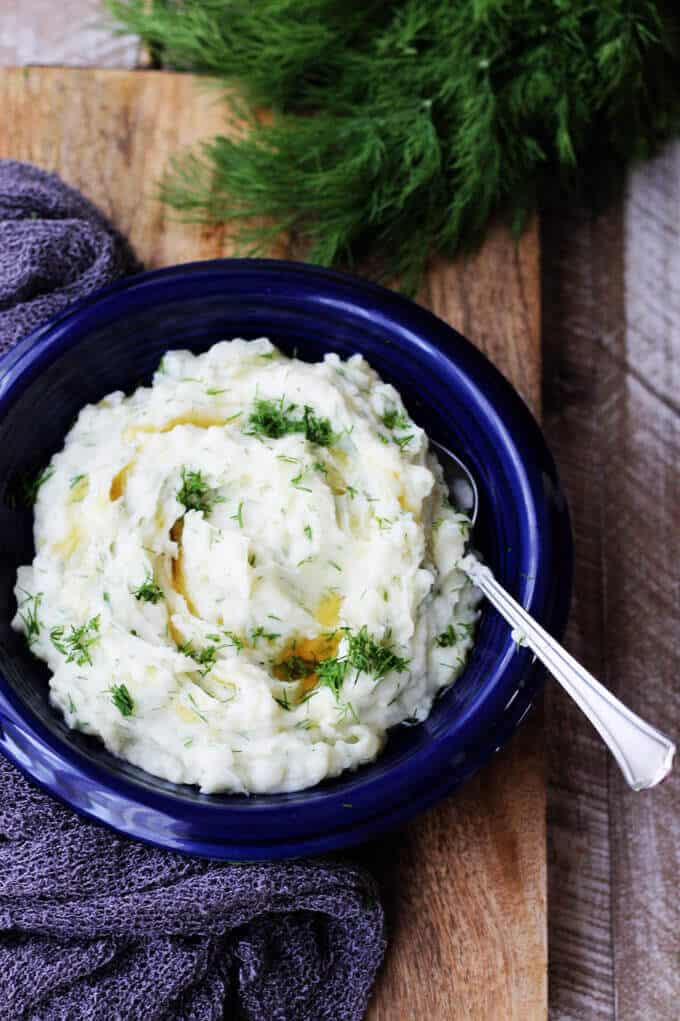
[
  {"x1": 50, "y1": 615, "x2": 101, "y2": 667},
  {"x1": 177, "y1": 466, "x2": 224, "y2": 515},
  {"x1": 110, "y1": 682, "x2": 134, "y2": 717},
  {"x1": 109, "y1": 0, "x2": 680, "y2": 291},
  {"x1": 131, "y1": 573, "x2": 164, "y2": 604}
]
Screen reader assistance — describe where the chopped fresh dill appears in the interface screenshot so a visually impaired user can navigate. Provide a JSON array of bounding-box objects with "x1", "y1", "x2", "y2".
[
  {"x1": 279, "y1": 655, "x2": 316, "y2": 681},
  {"x1": 50, "y1": 615, "x2": 100, "y2": 666},
  {"x1": 302, "y1": 405, "x2": 334, "y2": 446},
  {"x1": 273, "y1": 689, "x2": 293, "y2": 710},
  {"x1": 381, "y1": 407, "x2": 409, "y2": 430},
  {"x1": 69, "y1": 473, "x2": 87, "y2": 489},
  {"x1": 21, "y1": 464, "x2": 54, "y2": 506},
  {"x1": 17, "y1": 590, "x2": 43, "y2": 648},
  {"x1": 247, "y1": 551, "x2": 257, "y2": 567},
  {"x1": 184, "y1": 737, "x2": 194, "y2": 747},
  {"x1": 224, "y1": 411, "x2": 242, "y2": 423},
  {"x1": 375, "y1": 516, "x2": 393, "y2": 530},
  {"x1": 296, "y1": 718, "x2": 314, "y2": 731},
  {"x1": 205, "y1": 387, "x2": 227, "y2": 395},
  {"x1": 187, "y1": 691, "x2": 208, "y2": 723},
  {"x1": 251, "y1": 626, "x2": 280, "y2": 644},
  {"x1": 345, "y1": 484, "x2": 357, "y2": 499},
  {"x1": 258, "y1": 351, "x2": 277, "y2": 360},
  {"x1": 435, "y1": 624, "x2": 458, "y2": 647},
  {"x1": 297, "y1": 555, "x2": 315, "y2": 567},
  {"x1": 247, "y1": 398, "x2": 334, "y2": 446},
  {"x1": 316, "y1": 656, "x2": 347, "y2": 697},
  {"x1": 110, "y1": 682, "x2": 134, "y2": 717},
  {"x1": 393, "y1": 433, "x2": 414, "y2": 450},
  {"x1": 328, "y1": 561, "x2": 343, "y2": 572},
  {"x1": 223, "y1": 630, "x2": 244, "y2": 652},
  {"x1": 304, "y1": 524, "x2": 313, "y2": 540},
  {"x1": 267, "y1": 613, "x2": 282, "y2": 621},
  {"x1": 276, "y1": 454, "x2": 300, "y2": 464},
  {"x1": 231, "y1": 499, "x2": 244, "y2": 528},
  {"x1": 67, "y1": 695, "x2": 76, "y2": 714},
  {"x1": 313, "y1": 461, "x2": 328, "y2": 476},
  {"x1": 346, "y1": 625, "x2": 409, "y2": 680},
  {"x1": 178, "y1": 641, "x2": 218, "y2": 676},
  {"x1": 131, "y1": 573, "x2": 164, "y2": 604},
  {"x1": 177, "y1": 466, "x2": 224, "y2": 515},
  {"x1": 378, "y1": 434, "x2": 390, "y2": 445},
  {"x1": 336, "y1": 699, "x2": 360, "y2": 724}
]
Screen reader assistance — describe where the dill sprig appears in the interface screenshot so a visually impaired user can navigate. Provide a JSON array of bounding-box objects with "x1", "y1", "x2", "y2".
[
  {"x1": 316, "y1": 625, "x2": 409, "y2": 698},
  {"x1": 20, "y1": 465, "x2": 55, "y2": 506},
  {"x1": 177, "y1": 466, "x2": 224, "y2": 515},
  {"x1": 109, "y1": 0, "x2": 680, "y2": 292},
  {"x1": 50, "y1": 615, "x2": 101, "y2": 666},
  {"x1": 381, "y1": 407, "x2": 409, "y2": 431},
  {"x1": 247, "y1": 398, "x2": 335, "y2": 447},
  {"x1": 17, "y1": 591, "x2": 43, "y2": 648},
  {"x1": 110, "y1": 683, "x2": 134, "y2": 717},
  {"x1": 435, "y1": 624, "x2": 458, "y2": 648},
  {"x1": 131, "y1": 573, "x2": 164, "y2": 604},
  {"x1": 178, "y1": 640, "x2": 219, "y2": 676},
  {"x1": 279, "y1": 654, "x2": 316, "y2": 682}
]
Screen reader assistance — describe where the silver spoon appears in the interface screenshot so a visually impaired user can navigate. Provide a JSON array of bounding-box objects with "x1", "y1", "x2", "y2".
[{"x1": 432, "y1": 439, "x2": 675, "y2": 791}]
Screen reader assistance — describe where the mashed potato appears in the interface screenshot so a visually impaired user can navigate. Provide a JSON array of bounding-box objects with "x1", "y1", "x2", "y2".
[{"x1": 13, "y1": 339, "x2": 480, "y2": 793}]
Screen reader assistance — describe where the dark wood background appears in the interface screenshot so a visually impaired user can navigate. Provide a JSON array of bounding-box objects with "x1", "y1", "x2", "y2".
[{"x1": 1, "y1": 6, "x2": 678, "y2": 1017}]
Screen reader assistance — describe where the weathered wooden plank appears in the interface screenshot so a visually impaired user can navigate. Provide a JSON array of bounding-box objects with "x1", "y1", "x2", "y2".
[
  {"x1": 542, "y1": 143, "x2": 680, "y2": 1020},
  {"x1": 0, "y1": 66, "x2": 546, "y2": 1020},
  {"x1": 0, "y1": 1, "x2": 139, "y2": 68}
]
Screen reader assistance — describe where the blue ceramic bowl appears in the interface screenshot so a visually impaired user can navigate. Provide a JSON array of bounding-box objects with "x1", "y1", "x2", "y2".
[{"x1": 0, "y1": 260, "x2": 571, "y2": 859}]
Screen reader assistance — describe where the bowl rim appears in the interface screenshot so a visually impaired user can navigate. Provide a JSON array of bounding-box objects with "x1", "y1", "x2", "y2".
[{"x1": 0, "y1": 257, "x2": 572, "y2": 858}]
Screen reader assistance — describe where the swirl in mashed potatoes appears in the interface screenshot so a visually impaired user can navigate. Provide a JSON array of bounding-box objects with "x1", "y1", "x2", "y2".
[{"x1": 13, "y1": 339, "x2": 480, "y2": 793}]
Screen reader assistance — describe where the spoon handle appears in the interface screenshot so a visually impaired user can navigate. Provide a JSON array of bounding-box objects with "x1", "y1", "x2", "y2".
[{"x1": 466, "y1": 562, "x2": 675, "y2": 790}]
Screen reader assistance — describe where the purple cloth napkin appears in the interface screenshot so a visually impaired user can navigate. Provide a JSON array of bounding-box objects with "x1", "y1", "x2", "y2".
[{"x1": 0, "y1": 160, "x2": 386, "y2": 1021}]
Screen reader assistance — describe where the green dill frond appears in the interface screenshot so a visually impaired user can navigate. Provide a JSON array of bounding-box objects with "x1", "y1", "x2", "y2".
[
  {"x1": 434, "y1": 624, "x2": 458, "y2": 648},
  {"x1": 381, "y1": 407, "x2": 409, "y2": 431},
  {"x1": 316, "y1": 656, "x2": 348, "y2": 697},
  {"x1": 109, "y1": 0, "x2": 680, "y2": 292},
  {"x1": 250, "y1": 625, "x2": 280, "y2": 644},
  {"x1": 279, "y1": 655, "x2": 316, "y2": 682},
  {"x1": 110, "y1": 683, "x2": 134, "y2": 717},
  {"x1": 131, "y1": 573, "x2": 164, "y2": 604},
  {"x1": 177, "y1": 466, "x2": 224, "y2": 515},
  {"x1": 247, "y1": 398, "x2": 335, "y2": 446},
  {"x1": 50, "y1": 615, "x2": 100, "y2": 666},
  {"x1": 346, "y1": 625, "x2": 409, "y2": 680},
  {"x1": 20, "y1": 465, "x2": 55, "y2": 507},
  {"x1": 17, "y1": 591, "x2": 43, "y2": 648},
  {"x1": 178, "y1": 640, "x2": 219, "y2": 676}
]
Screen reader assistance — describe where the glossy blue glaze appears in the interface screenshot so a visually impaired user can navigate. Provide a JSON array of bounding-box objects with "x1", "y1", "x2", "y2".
[{"x1": 0, "y1": 260, "x2": 572, "y2": 859}]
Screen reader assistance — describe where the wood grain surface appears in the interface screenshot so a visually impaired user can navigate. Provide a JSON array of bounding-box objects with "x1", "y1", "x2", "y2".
[
  {"x1": 0, "y1": 66, "x2": 546, "y2": 1019},
  {"x1": 542, "y1": 147, "x2": 680, "y2": 1020}
]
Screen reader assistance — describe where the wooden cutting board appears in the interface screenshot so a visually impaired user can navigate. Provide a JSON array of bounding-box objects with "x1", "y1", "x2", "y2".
[{"x1": 0, "y1": 67, "x2": 546, "y2": 1020}]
